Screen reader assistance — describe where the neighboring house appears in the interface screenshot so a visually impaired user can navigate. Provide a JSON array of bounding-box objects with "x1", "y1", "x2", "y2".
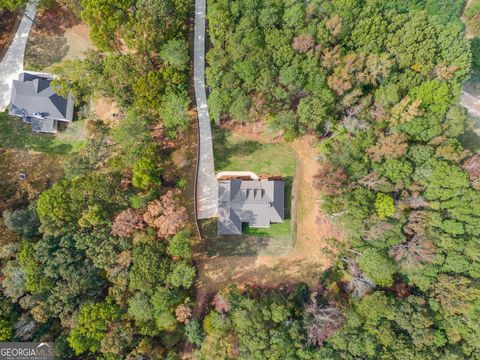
[
  {"x1": 8, "y1": 72, "x2": 74, "y2": 133},
  {"x1": 217, "y1": 178, "x2": 284, "y2": 235}
]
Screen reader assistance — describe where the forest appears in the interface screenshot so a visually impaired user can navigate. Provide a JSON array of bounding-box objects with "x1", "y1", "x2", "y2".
[
  {"x1": 201, "y1": 0, "x2": 480, "y2": 359},
  {"x1": 1, "y1": 0, "x2": 197, "y2": 358},
  {"x1": 0, "y1": 0, "x2": 480, "y2": 359}
]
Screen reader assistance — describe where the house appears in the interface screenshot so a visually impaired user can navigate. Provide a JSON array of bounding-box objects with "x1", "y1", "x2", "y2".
[
  {"x1": 217, "y1": 178, "x2": 284, "y2": 235},
  {"x1": 8, "y1": 72, "x2": 74, "y2": 133}
]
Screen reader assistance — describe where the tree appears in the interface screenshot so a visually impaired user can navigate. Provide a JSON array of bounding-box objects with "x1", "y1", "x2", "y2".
[
  {"x1": 463, "y1": 154, "x2": 480, "y2": 189},
  {"x1": 292, "y1": 33, "x2": 315, "y2": 53},
  {"x1": 2, "y1": 207, "x2": 40, "y2": 238},
  {"x1": 167, "y1": 229, "x2": 192, "y2": 259},
  {"x1": 389, "y1": 236, "x2": 435, "y2": 270},
  {"x1": 374, "y1": 193, "x2": 395, "y2": 219},
  {"x1": 143, "y1": 191, "x2": 188, "y2": 239},
  {"x1": 0, "y1": 0, "x2": 27, "y2": 11},
  {"x1": 81, "y1": 0, "x2": 134, "y2": 50},
  {"x1": 175, "y1": 303, "x2": 192, "y2": 323},
  {"x1": 159, "y1": 91, "x2": 190, "y2": 137},
  {"x1": 185, "y1": 320, "x2": 204, "y2": 346},
  {"x1": 297, "y1": 96, "x2": 331, "y2": 133},
  {"x1": 160, "y1": 39, "x2": 189, "y2": 70},
  {"x1": 0, "y1": 319, "x2": 12, "y2": 341},
  {"x1": 129, "y1": 241, "x2": 171, "y2": 293},
  {"x1": 359, "y1": 249, "x2": 397, "y2": 287},
  {"x1": 367, "y1": 133, "x2": 408, "y2": 162},
  {"x1": 68, "y1": 300, "x2": 120, "y2": 355},
  {"x1": 1, "y1": 260, "x2": 25, "y2": 301},
  {"x1": 431, "y1": 274, "x2": 480, "y2": 317},
  {"x1": 111, "y1": 208, "x2": 146, "y2": 237},
  {"x1": 464, "y1": 0, "x2": 480, "y2": 37},
  {"x1": 132, "y1": 157, "x2": 162, "y2": 190},
  {"x1": 133, "y1": 71, "x2": 166, "y2": 113},
  {"x1": 167, "y1": 261, "x2": 196, "y2": 289},
  {"x1": 150, "y1": 287, "x2": 182, "y2": 332},
  {"x1": 78, "y1": 205, "x2": 110, "y2": 228}
]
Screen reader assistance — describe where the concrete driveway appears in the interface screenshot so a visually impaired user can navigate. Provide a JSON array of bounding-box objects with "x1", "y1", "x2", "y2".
[
  {"x1": 194, "y1": 0, "x2": 218, "y2": 219},
  {"x1": 0, "y1": 1, "x2": 37, "y2": 111}
]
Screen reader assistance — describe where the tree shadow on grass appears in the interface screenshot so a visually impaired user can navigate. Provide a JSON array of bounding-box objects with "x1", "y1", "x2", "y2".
[
  {"x1": 0, "y1": 114, "x2": 74, "y2": 155},
  {"x1": 213, "y1": 126, "x2": 262, "y2": 170}
]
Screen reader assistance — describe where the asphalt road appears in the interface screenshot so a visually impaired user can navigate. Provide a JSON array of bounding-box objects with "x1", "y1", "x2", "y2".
[
  {"x1": 0, "y1": 1, "x2": 37, "y2": 111},
  {"x1": 194, "y1": 0, "x2": 218, "y2": 219}
]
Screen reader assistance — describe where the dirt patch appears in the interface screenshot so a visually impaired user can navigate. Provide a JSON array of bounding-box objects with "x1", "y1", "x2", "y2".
[
  {"x1": 0, "y1": 9, "x2": 21, "y2": 60},
  {"x1": 63, "y1": 23, "x2": 93, "y2": 60},
  {"x1": 0, "y1": 149, "x2": 64, "y2": 213},
  {"x1": 24, "y1": 4, "x2": 93, "y2": 71},
  {"x1": 195, "y1": 134, "x2": 342, "y2": 295},
  {"x1": 91, "y1": 98, "x2": 121, "y2": 126}
]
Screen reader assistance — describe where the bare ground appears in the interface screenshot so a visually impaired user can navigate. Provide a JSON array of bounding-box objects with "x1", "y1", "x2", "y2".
[
  {"x1": 91, "y1": 98, "x2": 121, "y2": 126},
  {"x1": 195, "y1": 135, "x2": 342, "y2": 298},
  {"x1": 24, "y1": 4, "x2": 93, "y2": 71}
]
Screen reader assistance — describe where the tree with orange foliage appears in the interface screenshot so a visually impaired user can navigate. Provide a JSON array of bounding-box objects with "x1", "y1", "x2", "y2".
[{"x1": 143, "y1": 191, "x2": 188, "y2": 238}]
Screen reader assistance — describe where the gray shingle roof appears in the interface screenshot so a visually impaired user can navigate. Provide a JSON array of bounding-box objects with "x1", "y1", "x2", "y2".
[
  {"x1": 217, "y1": 179, "x2": 285, "y2": 235},
  {"x1": 9, "y1": 72, "x2": 74, "y2": 122}
]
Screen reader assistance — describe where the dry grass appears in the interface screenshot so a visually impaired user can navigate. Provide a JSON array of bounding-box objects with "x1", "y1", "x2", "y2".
[{"x1": 24, "y1": 4, "x2": 93, "y2": 72}]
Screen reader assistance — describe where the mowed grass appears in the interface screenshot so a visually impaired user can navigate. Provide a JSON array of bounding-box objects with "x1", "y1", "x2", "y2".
[
  {"x1": 208, "y1": 127, "x2": 295, "y2": 241},
  {"x1": 243, "y1": 219, "x2": 292, "y2": 237},
  {"x1": 0, "y1": 113, "x2": 86, "y2": 155},
  {"x1": 214, "y1": 128, "x2": 295, "y2": 176}
]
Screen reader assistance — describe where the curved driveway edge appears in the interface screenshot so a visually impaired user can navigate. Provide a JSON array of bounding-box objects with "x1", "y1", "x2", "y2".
[
  {"x1": 0, "y1": 1, "x2": 37, "y2": 110},
  {"x1": 194, "y1": 0, "x2": 218, "y2": 219}
]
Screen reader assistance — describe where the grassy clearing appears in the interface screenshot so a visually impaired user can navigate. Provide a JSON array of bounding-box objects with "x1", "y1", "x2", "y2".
[
  {"x1": 214, "y1": 127, "x2": 295, "y2": 176},
  {"x1": 0, "y1": 113, "x2": 86, "y2": 155}
]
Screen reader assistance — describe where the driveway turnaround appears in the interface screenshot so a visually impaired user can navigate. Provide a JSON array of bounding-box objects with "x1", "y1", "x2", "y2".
[
  {"x1": 194, "y1": 0, "x2": 218, "y2": 219},
  {"x1": 461, "y1": 91, "x2": 480, "y2": 118},
  {"x1": 0, "y1": 1, "x2": 37, "y2": 111}
]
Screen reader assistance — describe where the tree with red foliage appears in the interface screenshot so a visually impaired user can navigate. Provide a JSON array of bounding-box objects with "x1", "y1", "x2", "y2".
[
  {"x1": 110, "y1": 209, "x2": 146, "y2": 237},
  {"x1": 463, "y1": 154, "x2": 480, "y2": 189},
  {"x1": 143, "y1": 190, "x2": 188, "y2": 238}
]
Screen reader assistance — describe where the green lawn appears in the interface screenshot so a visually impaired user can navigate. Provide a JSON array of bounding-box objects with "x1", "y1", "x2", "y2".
[
  {"x1": 243, "y1": 219, "x2": 292, "y2": 237},
  {"x1": 214, "y1": 128, "x2": 295, "y2": 176},
  {"x1": 0, "y1": 113, "x2": 86, "y2": 155}
]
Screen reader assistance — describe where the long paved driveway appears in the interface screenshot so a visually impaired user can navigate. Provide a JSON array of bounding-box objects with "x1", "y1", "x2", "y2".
[
  {"x1": 194, "y1": 0, "x2": 218, "y2": 219},
  {"x1": 0, "y1": 1, "x2": 37, "y2": 110}
]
